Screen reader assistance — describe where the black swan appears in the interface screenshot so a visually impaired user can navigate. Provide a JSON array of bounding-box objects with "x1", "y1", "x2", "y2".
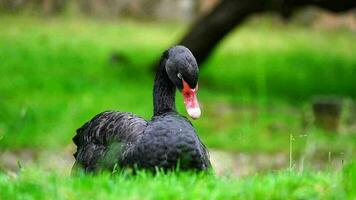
[{"x1": 72, "y1": 46, "x2": 211, "y2": 173}]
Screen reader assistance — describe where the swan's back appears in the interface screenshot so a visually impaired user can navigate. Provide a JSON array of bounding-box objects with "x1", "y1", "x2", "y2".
[
  {"x1": 130, "y1": 112, "x2": 210, "y2": 171},
  {"x1": 72, "y1": 111, "x2": 209, "y2": 172},
  {"x1": 72, "y1": 111, "x2": 147, "y2": 172}
]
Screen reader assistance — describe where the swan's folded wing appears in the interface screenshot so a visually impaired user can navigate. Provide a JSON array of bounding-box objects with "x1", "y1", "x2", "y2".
[{"x1": 72, "y1": 111, "x2": 147, "y2": 172}]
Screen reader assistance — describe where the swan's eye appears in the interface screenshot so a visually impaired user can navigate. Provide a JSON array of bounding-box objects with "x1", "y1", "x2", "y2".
[{"x1": 177, "y1": 73, "x2": 183, "y2": 79}]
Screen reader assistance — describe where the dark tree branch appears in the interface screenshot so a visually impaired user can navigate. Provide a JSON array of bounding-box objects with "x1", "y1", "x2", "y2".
[
  {"x1": 179, "y1": 0, "x2": 265, "y2": 64},
  {"x1": 285, "y1": 0, "x2": 356, "y2": 13},
  {"x1": 171, "y1": 0, "x2": 356, "y2": 68}
]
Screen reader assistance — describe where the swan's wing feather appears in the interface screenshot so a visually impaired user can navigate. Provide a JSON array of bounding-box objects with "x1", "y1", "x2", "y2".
[{"x1": 72, "y1": 111, "x2": 147, "y2": 172}]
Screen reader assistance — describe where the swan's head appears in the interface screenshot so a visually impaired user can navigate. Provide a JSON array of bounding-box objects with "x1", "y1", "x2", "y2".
[{"x1": 165, "y1": 46, "x2": 201, "y2": 119}]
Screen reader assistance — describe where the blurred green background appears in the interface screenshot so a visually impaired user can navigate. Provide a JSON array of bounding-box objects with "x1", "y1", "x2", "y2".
[{"x1": 0, "y1": 0, "x2": 355, "y2": 175}]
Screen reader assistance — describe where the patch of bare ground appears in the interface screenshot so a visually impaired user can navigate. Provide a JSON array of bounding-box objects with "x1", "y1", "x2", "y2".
[{"x1": 0, "y1": 147, "x2": 347, "y2": 177}]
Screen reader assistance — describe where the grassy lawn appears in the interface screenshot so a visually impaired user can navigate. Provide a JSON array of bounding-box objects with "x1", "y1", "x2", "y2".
[
  {"x1": 0, "y1": 162, "x2": 355, "y2": 200},
  {"x1": 0, "y1": 15, "x2": 355, "y2": 200},
  {"x1": 0, "y1": 16, "x2": 355, "y2": 159}
]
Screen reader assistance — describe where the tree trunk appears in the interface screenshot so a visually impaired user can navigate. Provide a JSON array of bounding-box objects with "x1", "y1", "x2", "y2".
[{"x1": 312, "y1": 97, "x2": 343, "y2": 132}]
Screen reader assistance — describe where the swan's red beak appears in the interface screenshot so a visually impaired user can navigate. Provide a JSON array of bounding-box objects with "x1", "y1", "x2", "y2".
[{"x1": 182, "y1": 80, "x2": 201, "y2": 119}]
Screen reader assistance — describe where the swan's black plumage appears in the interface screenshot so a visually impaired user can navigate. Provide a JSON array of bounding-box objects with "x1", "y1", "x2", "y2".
[{"x1": 72, "y1": 46, "x2": 210, "y2": 173}]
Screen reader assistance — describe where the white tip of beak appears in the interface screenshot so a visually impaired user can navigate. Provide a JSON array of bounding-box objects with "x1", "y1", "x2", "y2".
[{"x1": 187, "y1": 107, "x2": 201, "y2": 119}]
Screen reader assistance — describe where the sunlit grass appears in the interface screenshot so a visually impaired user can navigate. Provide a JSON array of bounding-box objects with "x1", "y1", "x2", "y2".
[
  {"x1": 0, "y1": 162, "x2": 355, "y2": 200},
  {"x1": 203, "y1": 26, "x2": 356, "y2": 100}
]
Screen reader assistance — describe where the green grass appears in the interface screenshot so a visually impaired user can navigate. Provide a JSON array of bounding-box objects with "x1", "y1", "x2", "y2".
[
  {"x1": 0, "y1": 15, "x2": 355, "y2": 200},
  {"x1": 1, "y1": 162, "x2": 355, "y2": 200},
  {"x1": 204, "y1": 25, "x2": 356, "y2": 100},
  {"x1": 0, "y1": 16, "x2": 355, "y2": 158}
]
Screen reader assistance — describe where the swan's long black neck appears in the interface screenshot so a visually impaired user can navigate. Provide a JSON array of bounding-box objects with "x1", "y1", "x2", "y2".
[{"x1": 153, "y1": 56, "x2": 176, "y2": 116}]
